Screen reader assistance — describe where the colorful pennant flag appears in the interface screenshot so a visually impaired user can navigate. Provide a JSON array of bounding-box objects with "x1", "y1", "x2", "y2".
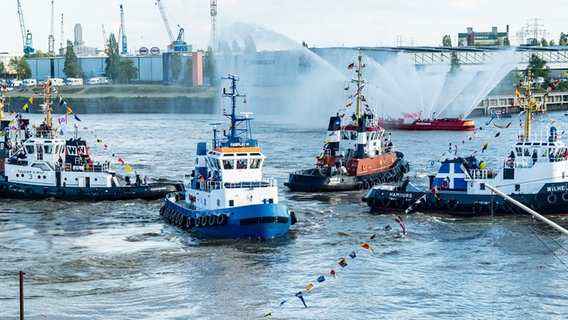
[
  {"x1": 125, "y1": 164, "x2": 133, "y2": 172},
  {"x1": 28, "y1": 96, "x2": 35, "y2": 104},
  {"x1": 118, "y1": 158, "x2": 125, "y2": 164},
  {"x1": 305, "y1": 283, "x2": 313, "y2": 291},
  {"x1": 349, "y1": 251, "x2": 356, "y2": 259},
  {"x1": 317, "y1": 276, "x2": 325, "y2": 283},
  {"x1": 338, "y1": 258, "x2": 348, "y2": 268},
  {"x1": 361, "y1": 242, "x2": 375, "y2": 253},
  {"x1": 347, "y1": 62, "x2": 355, "y2": 69},
  {"x1": 23, "y1": 103, "x2": 29, "y2": 113},
  {"x1": 394, "y1": 215, "x2": 406, "y2": 236},
  {"x1": 295, "y1": 291, "x2": 307, "y2": 308},
  {"x1": 66, "y1": 107, "x2": 73, "y2": 114}
]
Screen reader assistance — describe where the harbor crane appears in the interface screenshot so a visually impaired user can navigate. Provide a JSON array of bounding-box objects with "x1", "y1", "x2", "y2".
[
  {"x1": 120, "y1": 4, "x2": 128, "y2": 54},
  {"x1": 155, "y1": 0, "x2": 188, "y2": 52},
  {"x1": 17, "y1": 0, "x2": 35, "y2": 56}
]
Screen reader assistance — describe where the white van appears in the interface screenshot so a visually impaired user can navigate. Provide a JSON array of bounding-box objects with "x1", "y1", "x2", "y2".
[
  {"x1": 23, "y1": 79, "x2": 37, "y2": 87},
  {"x1": 66, "y1": 78, "x2": 83, "y2": 86},
  {"x1": 87, "y1": 77, "x2": 100, "y2": 85},
  {"x1": 50, "y1": 78, "x2": 65, "y2": 86}
]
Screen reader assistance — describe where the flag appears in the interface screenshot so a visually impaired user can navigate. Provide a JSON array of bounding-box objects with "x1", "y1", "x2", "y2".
[
  {"x1": 305, "y1": 283, "x2": 313, "y2": 291},
  {"x1": 370, "y1": 233, "x2": 376, "y2": 240},
  {"x1": 118, "y1": 158, "x2": 125, "y2": 164},
  {"x1": 66, "y1": 107, "x2": 73, "y2": 114},
  {"x1": 23, "y1": 103, "x2": 29, "y2": 113},
  {"x1": 295, "y1": 291, "x2": 307, "y2": 308},
  {"x1": 59, "y1": 97, "x2": 65, "y2": 106},
  {"x1": 481, "y1": 142, "x2": 488, "y2": 152},
  {"x1": 384, "y1": 225, "x2": 392, "y2": 231},
  {"x1": 431, "y1": 186, "x2": 440, "y2": 200},
  {"x1": 317, "y1": 275, "x2": 325, "y2": 283},
  {"x1": 97, "y1": 137, "x2": 103, "y2": 144},
  {"x1": 361, "y1": 242, "x2": 375, "y2": 253},
  {"x1": 125, "y1": 164, "x2": 133, "y2": 172},
  {"x1": 394, "y1": 215, "x2": 406, "y2": 235},
  {"x1": 494, "y1": 132, "x2": 500, "y2": 138},
  {"x1": 243, "y1": 98, "x2": 247, "y2": 104},
  {"x1": 493, "y1": 121, "x2": 512, "y2": 129},
  {"x1": 263, "y1": 312, "x2": 271, "y2": 318},
  {"x1": 28, "y1": 97, "x2": 34, "y2": 104},
  {"x1": 329, "y1": 269, "x2": 336, "y2": 276},
  {"x1": 58, "y1": 115, "x2": 68, "y2": 125},
  {"x1": 104, "y1": 144, "x2": 108, "y2": 150},
  {"x1": 515, "y1": 86, "x2": 521, "y2": 101},
  {"x1": 349, "y1": 251, "x2": 356, "y2": 259},
  {"x1": 74, "y1": 115, "x2": 81, "y2": 122},
  {"x1": 347, "y1": 62, "x2": 355, "y2": 69},
  {"x1": 338, "y1": 258, "x2": 348, "y2": 268}
]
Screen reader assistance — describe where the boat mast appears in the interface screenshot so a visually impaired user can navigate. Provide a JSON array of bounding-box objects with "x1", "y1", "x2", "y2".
[
  {"x1": 218, "y1": 74, "x2": 255, "y2": 148},
  {"x1": 44, "y1": 79, "x2": 53, "y2": 131},
  {"x1": 521, "y1": 70, "x2": 535, "y2": 142},
  {"x1": 355, "y1": 49, "x2": 367, "y2": 159}
]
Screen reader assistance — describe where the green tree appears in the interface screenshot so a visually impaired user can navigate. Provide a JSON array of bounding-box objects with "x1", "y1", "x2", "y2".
[
  {"x1": 115, "y1": 59, "x2": 137, "y2": 84},
  {"x1": 540, "y1": 38, "x2": 549, "y2": 47},
  {"x1": 29, "y1": 50, "x2": 54, "y2": 58},
  {"x1": 559, "y1": 33, "x2": 567, "y2": 46},
  {"x1": 442, "y1": 35, "x2": 452, "y2": 47},
  {"x1": 527, "y1": 54, "x2": 550, "y2": 83},
  {"x1": 9, "y1": 56, "x2": 31, "y2": 79},
  {"x1": 0, "y1": 61, "x2": 5, "y2": 78},
  {"x1": 503, "y1": 37, "x2": 510, "y2": 46},
  {"x1": 549, "y1": 39, "x2": 556, "y2": 46},
  {"x1": 530, "y1": 38, "x2": 539, "y2": 46},
  {"x1": 105, "y1": 33, "x2": 120, "y2": 81},
  {"x1": 63, "y1": 40, "x2": 84, "y2": 78}
]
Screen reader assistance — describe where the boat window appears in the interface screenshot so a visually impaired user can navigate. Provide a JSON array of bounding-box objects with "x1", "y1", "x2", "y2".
[
  {"x1": 350, "y1": 132, "x2": 357, "y2": 140},
  {"x1": 341, "y1": 131, "x2": 349, "y2": 140},
  {"x1": 31, "y1": 162, "x2": 52, "y2": 171},
  {"x1": 237, "y1": 153, "x2": 247, "y2": 156},
  {"x1": 250, "y1": 153, "x2": 261, "y2": 156},
  {"x1": 515, "y1": 147, "x2": 522, "y2": 156},
  {"x1": 236, "y1": 159, "x2": 247, "y2": 169},
  {"x1": 523, "y1": 148, "x2": 530, "y2": 156},
  {"x1": 250, "y1": 158, "x2": 261, "y2": 169},
  {"x1": 25, "y1": 145, "x2": 34, "y2": 154},
  {"x1": 43, "y1": 144, "x2": 53, "y2": 154},
  {"x1": 223, "y1": 154, "x2": 235, "y2": 157},
  {"x1": 222, "y1": 159, "x2": 234, "y2": 169}
]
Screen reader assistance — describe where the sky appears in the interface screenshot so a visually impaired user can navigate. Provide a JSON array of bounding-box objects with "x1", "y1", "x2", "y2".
[{"x1": 1, "y1": 0, "x2": 566, "y2": 56}]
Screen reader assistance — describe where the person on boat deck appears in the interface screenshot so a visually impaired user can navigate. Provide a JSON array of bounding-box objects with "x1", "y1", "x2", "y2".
[
  {"x1": 532, "y1": 150, "x2": 538, "y2": 165},
  {"x1": 58, "y1": 156, "x2": 63, "y2": 168},
  {"x1": 135, "y1": 174, "x2": 141, "y2": 186}
]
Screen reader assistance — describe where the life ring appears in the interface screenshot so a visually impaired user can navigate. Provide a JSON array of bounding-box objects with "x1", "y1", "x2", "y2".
[
  {"x1": 395, "y1": 198, "x2": 406, "y2": 208},
  {"x1": 562, "y1": 192, "x2": 568, "y2": 202},
  {"x1": 547, "y1": 194, "x2": 558, "y2": 205},
  {"x1": 380, "y1": 197, "x2": 391, "y2": 207},
  {"x1": 216, "y1": 214, "x2": 226, "y2": 225},
  {"x1": 531, "y1": 199, "x2": 542, "y2": 210},
  {"x1": 472, "y1": 202, "x2": 483, "y2": 214},
  {"x1": 208, "y1": 215, "x2": 217, "y2": 226},
  {"x1": 186, "y1": 217, "x2": 195, "y2": 229},
  {"x1": 195, "y1": 216, "x2": 202, "y2": 228},
  {"x1": 25, "y1": 188, "x2": 34, "y2": 198},
  {"x1": 446, "y1": 200, "x2": 458, "y2": 211},
  {"x1": 364, "y1": 181, "x2": 370, "y2": 189},
  {"x1": 367, "y1": 198, "x2": 377, "y2": 208},
  {"x1": 179, "y1": 215, "x2": 187, "y2": 227},
  {"x1": 440, "y1": 180, "x2": 449, "y2": 189},
  {"x1": 506, "y1": 159, "x2": 514, "y2": 168}
]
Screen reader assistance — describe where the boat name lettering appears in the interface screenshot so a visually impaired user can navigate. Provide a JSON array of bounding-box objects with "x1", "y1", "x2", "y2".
[
  {"x1": 388, "y1": 192, "x2": 413, "y2": 198},
  {"x1": 546, "y1": 185, "x2": 566, "y2": 192},
  {"x1": 17, "y1": 169, "x2": 38, "y2": 175}
]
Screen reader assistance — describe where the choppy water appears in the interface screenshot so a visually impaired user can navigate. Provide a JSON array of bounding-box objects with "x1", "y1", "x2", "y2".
[{"x1": 2, "y1": 112, "x2": 568, "y2": 319}]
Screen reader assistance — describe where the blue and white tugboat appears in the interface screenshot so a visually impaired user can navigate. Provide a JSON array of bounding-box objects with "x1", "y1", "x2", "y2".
[
  {"x1": 363, "y1": 71, "x2": 568, "y2": 215},
  {"x1": 0, "y1": 79, "x2": 183, "y2": 200},
  {"x1": 160, "y1": 75, "x2": 296, "y2": 239}
]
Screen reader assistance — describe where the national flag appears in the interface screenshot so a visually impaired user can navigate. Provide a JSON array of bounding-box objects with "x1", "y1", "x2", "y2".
[
  {"x1": 317, "y1": 275, "x2": 325, "y2": 283},
  {"x1": 23, "y1": 103, "x2": 29, "y2": 113},
  {"x1": 347, "y1": 62, "x2": 355, "y2": 69},
  {"x1": 66, "y1": 107, "x2": 73, "y2": 114},
  {"x1": 28, "y1": 97, "x2": 34, "y2": 104},
  {"x1": 361, "y1": 242, "x2": 375, "y2": 253},
  {"x1": 338, "y1": 258, "x2": 348, "y2": 268},
  {"x1": 118, "y1": 158, "x2": 125, "y2": 164},
  {"x1": 125, "y1": 164, "x2": 133, "y2": 172},
  {"x1": 305, "y1": 283, "x2": 313, "y2": 291},
  {"x1": 349, "y1": 251, "x2": 356, "y2": 259},
  {"x1": 58, "y1": 115, "x2": 68, "y2": 125},
  {"x1": 431, "y1": 186, "x2": 440, "y2": 200},
  {"x1": 481, "y1": 142, "x2": 488, "y2": 152},
  {"x1": 394, "y1": 215, "x2": 406, "y2": 235},
  {"x1": 295, "y1": 291, "x2": 307, "y2": 308}
]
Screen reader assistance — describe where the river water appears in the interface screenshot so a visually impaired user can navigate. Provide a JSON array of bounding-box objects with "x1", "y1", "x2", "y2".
[{"x1": 1, "y1": 112, "x2": 568, "y2": 319}]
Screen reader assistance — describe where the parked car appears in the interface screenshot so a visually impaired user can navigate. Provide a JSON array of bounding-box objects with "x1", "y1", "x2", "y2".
[
  {"x1": 65, "y1": 78, "x2": 83, "y2": 86},
  {"x1": 23, "y1": 79, "x2": 37, "y2": 87},
  {"x1": 87, "y1": 77, "x2": 101, "y2": 85}
]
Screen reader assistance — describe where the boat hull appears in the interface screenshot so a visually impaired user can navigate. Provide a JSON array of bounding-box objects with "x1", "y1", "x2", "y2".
[
  {"x1": 362, "y1": 182, "x2": 568, "y2": 216},
  {"x1": 161, "y1": 192, "x2": 295, "y2": 239},
  {"x1": 377, "y1": 118, "x2": 475, "y2": 131},
  {"x1": 0, "y1": 181, "x2": 183, "y2": 201},
  {"x1": 285, "y1": 158, "x2": 408, "y2": 192}
]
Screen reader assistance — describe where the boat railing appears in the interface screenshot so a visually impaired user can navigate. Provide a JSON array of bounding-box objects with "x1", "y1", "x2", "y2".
[
  {"x1": 469, "y1": 168, "x2": 498, "y2": 179},
  {"x1": 198, "y1": 178, "x2": 276, "y2": 192},
  {"x1": 60, "y1": 162, "x2": 110, "y2": 172}
]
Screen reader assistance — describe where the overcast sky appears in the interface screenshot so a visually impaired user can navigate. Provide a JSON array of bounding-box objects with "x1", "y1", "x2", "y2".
[{"x1": 1, "y1": 0, "x2": 565, "y2": 55}]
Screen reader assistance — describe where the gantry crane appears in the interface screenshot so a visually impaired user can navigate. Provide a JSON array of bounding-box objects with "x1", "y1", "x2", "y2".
[
  {"x1": 120, "y1": 4, "x2": 128, "y2": 54},
  {"x1": 16, "y1": 0, "x2": 34, "y2": 56},
  {"x1": 155, "y1": 0, "x2": 188, "y2": 52}
]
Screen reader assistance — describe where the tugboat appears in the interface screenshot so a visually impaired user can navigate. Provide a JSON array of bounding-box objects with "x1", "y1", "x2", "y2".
[
  {"x1": 0, "y1": 79, "x2": 183, "y2": 200},
  {"x1": 363, "y1": 71, "x2": 568, "y2": 215},
  {"x1": 160, "y1": 75, "x2": 296, "y2": 239},
  {"x1": 284, "y1": 49, "x2": 409, "y2": 192},
  {"x1": 377, "y1": 115, "x2": 475, "y2": 131}
]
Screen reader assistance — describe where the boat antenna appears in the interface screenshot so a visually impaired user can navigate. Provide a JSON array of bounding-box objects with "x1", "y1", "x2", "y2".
[
  {"x1": 43, "y1": 78, "x2": 55, "y2": 137},
  {"x1": 218, "y1": 74, "x2": 256, "y2": 148},
  {"x1": 354, "y1": 48, "x2": 367, "y2": 159}
]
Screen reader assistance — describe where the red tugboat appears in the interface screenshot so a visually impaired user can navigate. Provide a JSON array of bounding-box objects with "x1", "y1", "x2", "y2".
[
  {"x1": 377, "y1": 113, "x2": 475, "y2": 131},
  {"x1": 284, "y1": 49, "x2": 409, "y2": 192}
]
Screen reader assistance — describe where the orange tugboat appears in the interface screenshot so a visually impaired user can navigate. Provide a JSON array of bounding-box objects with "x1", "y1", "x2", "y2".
[{"x1": 285, "y1": 50, "x2": 409, "y2": 192}]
